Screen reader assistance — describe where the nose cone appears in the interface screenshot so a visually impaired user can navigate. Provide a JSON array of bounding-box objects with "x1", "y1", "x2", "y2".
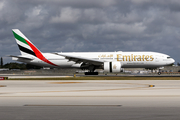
[
  {"x1": 168, "y1": 58, "x2": 175, "y2": 65},
  {"x1": 172, "y1": 58, "x2": 175, "y2": 64}
]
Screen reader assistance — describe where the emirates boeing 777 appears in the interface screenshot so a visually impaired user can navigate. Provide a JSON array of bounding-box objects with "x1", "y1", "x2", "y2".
[{"x1": 9, "y1": 29, "x2": 175, "y2": 75}]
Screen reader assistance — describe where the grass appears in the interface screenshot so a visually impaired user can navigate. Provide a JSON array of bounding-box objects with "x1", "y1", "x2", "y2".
[{"x1": 8, "y1": 76, "x2": 180, "y2": 80}]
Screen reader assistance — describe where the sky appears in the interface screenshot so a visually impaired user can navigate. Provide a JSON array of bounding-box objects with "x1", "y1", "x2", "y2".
[{"x1": 0, "y1": 0, "x2": 180, "y2": 64}]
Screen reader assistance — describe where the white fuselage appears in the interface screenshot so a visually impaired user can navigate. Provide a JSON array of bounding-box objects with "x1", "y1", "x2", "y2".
[{"x1": 13, "y1": 51, "x2": 175, "y2": 69}]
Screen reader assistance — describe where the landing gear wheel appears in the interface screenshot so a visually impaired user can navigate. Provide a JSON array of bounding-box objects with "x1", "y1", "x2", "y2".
[
  {"x1": 85, "y1": 72, "x2": 98, "y2": 75},
  {"x1": 158, "y1": 72, "x2": 161, "y2": 75}
]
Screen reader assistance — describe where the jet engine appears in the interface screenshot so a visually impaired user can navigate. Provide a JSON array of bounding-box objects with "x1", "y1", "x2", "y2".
[{"x1": 104, "y1": 62, "x2": 121, "y2": 73}]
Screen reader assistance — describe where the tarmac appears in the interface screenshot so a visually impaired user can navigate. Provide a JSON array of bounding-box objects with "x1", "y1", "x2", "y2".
[{"x1": 0, "y1": 78, "x2": 180, "y2": 120}]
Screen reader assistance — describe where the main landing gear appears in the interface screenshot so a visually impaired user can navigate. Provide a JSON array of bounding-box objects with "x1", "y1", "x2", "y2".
[
  {"x1": 85, "y1": 72, "x2": 99, "y2": 75},
  {"x1": 84, "y1": 65, "x2": 99, "y2": 75}
]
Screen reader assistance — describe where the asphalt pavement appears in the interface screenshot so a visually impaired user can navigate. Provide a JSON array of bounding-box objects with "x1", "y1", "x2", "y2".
[{"x1": 0, "y1": 79, "x2": 180, "y2": 120}]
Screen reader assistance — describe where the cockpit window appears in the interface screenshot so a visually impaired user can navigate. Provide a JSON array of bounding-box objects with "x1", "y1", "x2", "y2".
[{"x1": 167, "y1": 57, "x2": 171, "y2": 59}]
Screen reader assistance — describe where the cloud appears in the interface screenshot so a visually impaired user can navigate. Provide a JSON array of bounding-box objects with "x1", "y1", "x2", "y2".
[
  {"x1": 0, "y1": 0, "x2": 180, "y2": 63},
  {"x1": 50, "y1": 7, "x2": 81, "y2": 24}
]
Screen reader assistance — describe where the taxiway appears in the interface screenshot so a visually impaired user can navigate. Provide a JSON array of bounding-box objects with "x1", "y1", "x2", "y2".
[{"x1": 0, "y1": 80, "x2": 180, "y2": 120}]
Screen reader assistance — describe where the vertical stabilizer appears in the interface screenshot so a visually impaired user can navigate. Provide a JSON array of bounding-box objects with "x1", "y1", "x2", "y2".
[
  {"x1": 12, "y1": 29, "x2": 57, "y2": 66},
  {"x1": 12, "y1": 29, "x2": 41, "y2": 57}
]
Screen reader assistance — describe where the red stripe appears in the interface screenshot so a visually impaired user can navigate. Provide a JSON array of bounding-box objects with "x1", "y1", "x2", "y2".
[{"x1": 25, "y1": 40, "x2": 57, "y2": 66}]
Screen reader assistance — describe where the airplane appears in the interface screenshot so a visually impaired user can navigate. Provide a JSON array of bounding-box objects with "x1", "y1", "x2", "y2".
[{"x1": 9, "y1": 29, "x2": 175, "y2": 75}]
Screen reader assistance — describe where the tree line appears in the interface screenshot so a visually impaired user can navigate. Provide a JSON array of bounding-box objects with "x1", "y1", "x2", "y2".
[{"x1": 0, "y1": 57, "x2": 42, "y2": 69}]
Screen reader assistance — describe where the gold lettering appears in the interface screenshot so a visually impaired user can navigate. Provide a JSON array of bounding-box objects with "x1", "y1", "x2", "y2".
[
  {"x1": 142, "y1": 55, "x2": 145, "y2": 61},
  {"x1": 150, "y1": 55, "x2": 154, "y2": 61},
  {"x1": 134, "y1": 55, "x2": 137, "y2": 61},
  {"x1": 117, "y1": 54, "x2": 122, "y2": 61},
  {"x1": 131, "y1": 54, "x2": 133, "y2": 61},
  {"x1": 123, "y1": 55, "x2": 130, "y2": 61},
  {"x1": 110, "y1": 54, "x2": 113, "y2": 58},
  {"x1": 113, "y1": 64, "x2": 117, "y2": 69},
  {"x1": 137, "y1": 55, "x2": 141, "y2": 61},
  {"x1": 116, "y1": 54, "x2": 154, "y2": 62},
  {"x1": 99, "y1": 54, "x2": 114, "y2": 58},
  {"x1": 145, "y1": 55, "x2": 149, "y2": 61},
  {"x1": 102, "y1": 55, "x2": 106, "y2": 58}
]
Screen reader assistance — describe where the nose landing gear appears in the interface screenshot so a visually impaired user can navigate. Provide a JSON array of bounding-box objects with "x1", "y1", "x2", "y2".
[{"x1": 158, "y1": 72, "x2": 161, "y2": 75}]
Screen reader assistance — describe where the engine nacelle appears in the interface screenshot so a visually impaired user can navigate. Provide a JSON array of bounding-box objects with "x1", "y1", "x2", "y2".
[{"x1": 104, "y1": 62, "x2": 121, "y2": 73}]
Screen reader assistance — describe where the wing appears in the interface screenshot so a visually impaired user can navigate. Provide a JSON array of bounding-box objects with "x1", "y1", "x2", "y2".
[{"x1": 54, "y1": 53, "x2": 104, "y2": 65}]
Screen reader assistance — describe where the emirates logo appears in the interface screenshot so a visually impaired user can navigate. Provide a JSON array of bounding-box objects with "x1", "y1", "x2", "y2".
[{"x1": 113, "y1": 64, "x2": 117, "y2": 69}]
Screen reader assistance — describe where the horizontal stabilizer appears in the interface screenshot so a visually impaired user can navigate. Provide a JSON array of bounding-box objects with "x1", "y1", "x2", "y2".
[{"x1": 8, "y1": 55, "x2": 34, "y2": 60}]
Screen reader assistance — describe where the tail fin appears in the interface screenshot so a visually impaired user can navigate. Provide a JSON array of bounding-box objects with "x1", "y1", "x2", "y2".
[
  {"x1": 12, "y1": 29, "x2": 42, "y2": 57},
  {"x1": 12, "y1": 29, "x2": 57, "y2": 66}
]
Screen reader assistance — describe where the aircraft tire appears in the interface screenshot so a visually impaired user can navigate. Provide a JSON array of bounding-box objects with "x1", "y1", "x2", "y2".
[
  {"x1": 85, "y1": 72, "x2": 99, "y2": 75},
  {"x1": 158, "y1": 72, "x2": 161, "y2": 75}
]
